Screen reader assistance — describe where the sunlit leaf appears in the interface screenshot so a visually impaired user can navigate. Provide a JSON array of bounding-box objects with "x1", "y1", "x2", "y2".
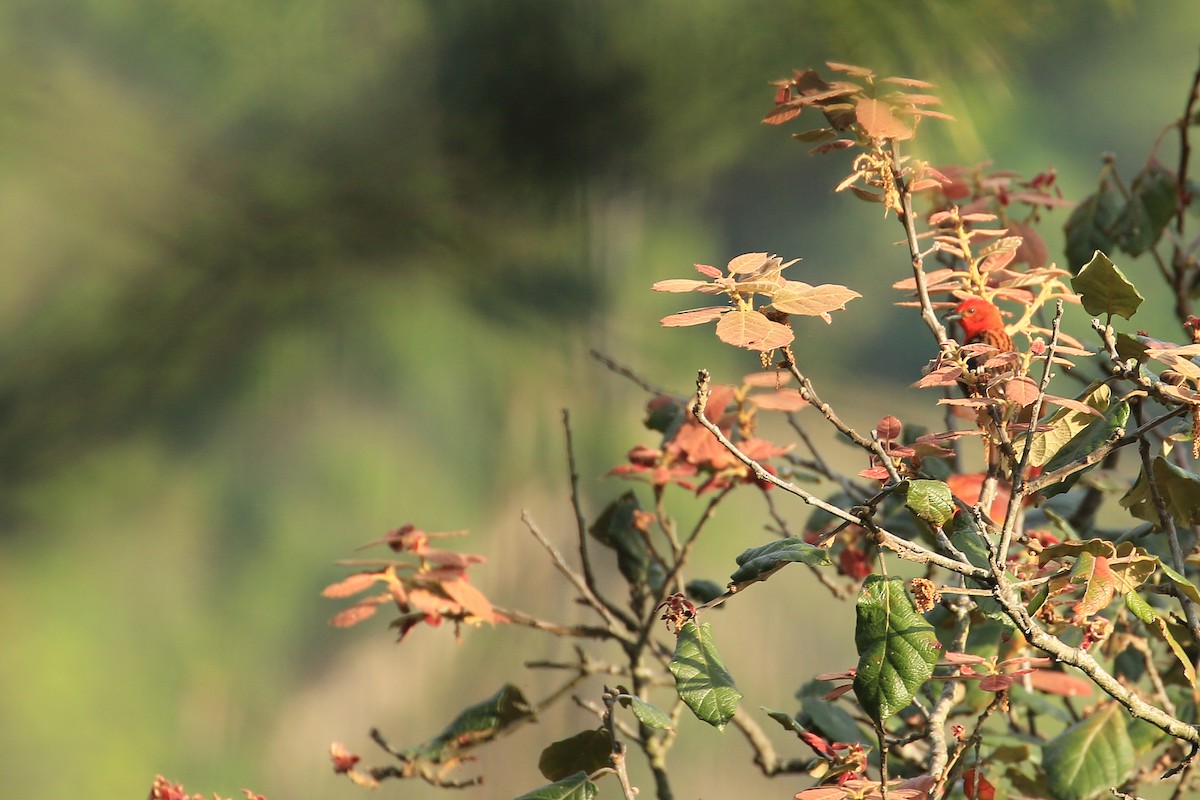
[
  {"x1": 715, "y1": 308, "x2": 794, "y2": 350},
  {"x1": 1071, "y1": 251, "x2": 1144, "y2": 319},
  {"x1": 623, "y1": 696, "x2": 674, "y2": 730},
  {"x1": 1042, "y1": 702, "x2": 1134, "y2": 800},
  {"x1": 1018, "y1": 383, "x2": 1110, "y2": 468},
  {"x1": 515, "y1": 772, "x2": 598, "y2": 800},
  {"x1": 1038, "y1": 400, "x2": 1129, "y2": 498},
  {"x1": 770, "y1": 283, "x2": 861, "y2": 317},
  {"x1": 652, "y1": 278, "x2": 711, "y2": 293},
  {"x1": 852, "y1": 576, "x2": 940, "y2": 725},
  {"x1": 669, "y1": 621, "x2": 741, "y2": 730},
  {"x1": 537, "y1": 729, "x2": 612, "y2": 781},
  {"x1": 660, "y1": 306, "x2": 729, "y2": 327},
  {"x1": 855, "y1": 98, "x2": 911, "y2": 140},
  {"x1": 905, "y1": 479, "x2": 954, "y2": 526},
  {"x1": 727, "y1": 252, "x2": 772, "y2": 274}
]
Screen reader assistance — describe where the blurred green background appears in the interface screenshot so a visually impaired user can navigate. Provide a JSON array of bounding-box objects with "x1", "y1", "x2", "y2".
[{"x1": 1, "y1": 2, "x2": 1199, "y2": 798}]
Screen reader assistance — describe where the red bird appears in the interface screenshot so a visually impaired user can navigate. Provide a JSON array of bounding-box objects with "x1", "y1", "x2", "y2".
[{"x1": 947, "y1": 297, "x2": 1014, "y2": 354}]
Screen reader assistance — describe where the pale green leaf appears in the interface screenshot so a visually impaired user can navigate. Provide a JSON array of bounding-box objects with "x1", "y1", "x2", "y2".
[
  {"x1": 904, "y1": 479, "x2": 954, "y2": 525},
  {"x1": 1072, "y1": 251, "x2": 1144, "y2": 319},
  {"x1": 515, "y1": 772, "x2": 598, "y2": 800},
  {"x1": 1043, "y1": 701, "x2": 1134, "y2": 800}
]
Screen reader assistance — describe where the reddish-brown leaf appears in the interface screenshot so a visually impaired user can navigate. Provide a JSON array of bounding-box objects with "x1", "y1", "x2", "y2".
[
  {"x1": 826, "y1": 61, "x2": 874, "y2": 78},
  {"x1": 880, "y1": 75, "x2": 936, "y2": 89},
  {"x1": 876, "y1": 415, "x2": 902, "y2": 440},
  {"x1": 912, "y1": 365, "x2": 964, "y2": 388},
  {"x1": 660, "y1": 307, "x2": 729, "y2": 327},
  {"x1": 1004, "y1": 377, "x2": 1041, "y2": 407},
  {"x1": 1071, "y1": 554, "x2": 1116, "y2": 622},
  {"x1": 1042, "y1": 395, "x2": 1106, "y2": 417},
  {"x1": 715, "y1": 309, "x2": 794, "y2": 351},
  {"x1": 855, "y1": 98, "x2": 912, "y2": 140},
  {"x1": 695, "y1": 263, "x2": 723, "y2": 278},
  {"x1": 742, "y1": 371, "x2": 792, "y2": 387}
]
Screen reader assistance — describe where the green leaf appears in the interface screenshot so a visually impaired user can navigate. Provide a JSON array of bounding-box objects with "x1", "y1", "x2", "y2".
[
  {"x1": 905, "y1": 479, "x2": 954, "y2": 526},
  {"x1": 407, "y1": 684, "x2": 534, "y2": 761},
  {"x1": 1042, "y1": 702, "x2": 1134, "y2": 800},
  {"x1": 1038, "y1": 400, "x2": 1129, "y2": 498},
  {"x1": 1124, "y1": 591, "x2": 1196, "y2": 685},
  {"x1": 668, "y1": 621, "x2": 741, "y2": 730},
  {"x1": 624, "y1": 696, "x2": 673, "y2": 730},
  {"x1": 1064, "y1": 180, "x2": 1121, "y2": 272},
  {"x1": 1112, "y1": 160, "x2": 1177, "y2": 256},
  {"x1": 685, "y1": 579, "x2": 726, "y2": 605},
  {"x1": 1071, "y1": 251, "x2": 1144, "y2": 320},
  {"x1": 1017, "y1": 383, "x2": 1111, "y2": 468},
  {"x1": 949, "y1": 514, "x2": 1013, "y2": 626},
  {"x1": 764, "y1": 707, "x2": 807, "y2": 736},
  {"x1": 1157, "y1": 560, "x2": 1200, "y2": 603},
  {"x1": 589, "y1": 491, "x2": 663, "y2": 589},
  {"x1": 852, "y1": 575, "x2": 940, "y2": 725},
  {"x1": 538, "y1": 729, "x2": 612, "y2": 781},
  {"x1": 728, "y1": 536, "x2": 831, "y2": 585},
  {"x1": 515, "y1": 771, "x2": 598, "y2": 800},
  {"x1": 1121, "y1": 455, "x2": 1200, "y2": 528},
  {"x1": 798, "y1": 695, "x2": 869, "y2": 745}
]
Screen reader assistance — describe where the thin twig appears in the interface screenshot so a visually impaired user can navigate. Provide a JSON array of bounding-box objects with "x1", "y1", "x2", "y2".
[
  {"x1": 521, "y1": 510, "x2": 634, "y2": 638},
  {"x1": 591, "y1": 349, "x2": 670, "y2": 395},
  {"x1": 692, "y1": 370, "x2": 989, "y2": 581}
]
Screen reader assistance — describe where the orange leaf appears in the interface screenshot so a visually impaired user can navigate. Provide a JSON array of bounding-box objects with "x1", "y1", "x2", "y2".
[
  {"x1": 748, "y1": 388, "x2": 809, "y2": 411},
  {"x1": 715, "y1": 309, "x2": 794, "y2": 351},
  {"x1": 330, "y1": 603, "x2": 380, "y2": 628},
  {"x1": 322, "y1": 572, "x2": 382, "y2": 598},
  {"x1": 441, "y1": 578, "x2": 498, "y2": 623},
  {"x1": 855, "y1": 98, "x2": 911, "y2": 140},
  {"x1": 1025, "y1": 669, "x2": 1094, "y2": 697}
]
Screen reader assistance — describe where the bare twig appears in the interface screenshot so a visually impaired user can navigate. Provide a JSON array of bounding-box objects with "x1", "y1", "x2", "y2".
[
  {"x1": 522, "y1": 510, "x2": 634, "y2": 638},
  {"x1": 591, "y1": 349, "x2": 670, "y2": 396}
]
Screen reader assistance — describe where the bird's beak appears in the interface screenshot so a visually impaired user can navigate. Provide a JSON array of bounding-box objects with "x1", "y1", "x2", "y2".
[{"x1": 945, "y1": 310, "x2": 962, "y2": 323}]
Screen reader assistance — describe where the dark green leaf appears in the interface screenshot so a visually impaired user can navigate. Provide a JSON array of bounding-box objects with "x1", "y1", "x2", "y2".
[
  {"x1": 1112, "y1": 160, "x2": 1177, "y2": 256},
  {"x1": 685, "y1": 579, "x2": 725, "y2": 605},
  {"x1": 538, "y1": 729, "x2": 612, "y2": 781},
  {"x1": 1042, "y1": 702, "x2": 1134, "y2": 800},
  {"x1": 728, "y1": 536, "x2": 831, "y2": 585},
  {"x1": 905, "y1": 479, "x2": 954, "y2": 526},
  {"x1": 1071, "y1": 251, "x2": 1144, "y2": 320},
  {"x1": 589, "y1": 491, "x2": 662, "y2": 588},
  {"x1": 1064, "y1": 180, "x2": 1121, "y2": 272},
  {"x1": 764, "y1": 707, "x2": 806, "y2": 736},
  {"x1": 406, "y1": 684, "x2": 534, "y2": 761},
  {"x1": 668, "y1": 620, "x2": 741, "y2": 730},
  {"x1": 852, "y1": 576, "x2": 940, "y2": 725},
  {"x1": 645, "y1": 395, "x2": 687, "y2": 440},
  {"x1": 949, "y1": 514, "x2": 1012, "y2": 626},
  {"x1": 1038, "y1": 400, "x2": 1130, "y2": 498},
  {"x1": 799, "y1": 695, "x2": 869, "y2": 745},
  {"x1": 1114, "y1": 332, "x2": 1148, "y2": 363},
  {"x1": 1121, "y1": 455, "x2": 1200, "y2": 528},
  {"x1": 515, "y1": 771, "x2": 598, "y2": 800},
  {"x1": 626, "y1": 696, "x2": 673, "y2": 730}
]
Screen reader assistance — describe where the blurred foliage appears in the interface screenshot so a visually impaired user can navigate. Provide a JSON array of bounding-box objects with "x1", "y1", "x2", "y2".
[{"x1": 0, "y1": 1, "x2": 1196, "y2": 798}]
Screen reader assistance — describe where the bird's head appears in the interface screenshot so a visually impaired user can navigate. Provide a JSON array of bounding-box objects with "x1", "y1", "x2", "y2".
[{"x1": 947, "y1": 297, "x2": 1004, "y2": 340}]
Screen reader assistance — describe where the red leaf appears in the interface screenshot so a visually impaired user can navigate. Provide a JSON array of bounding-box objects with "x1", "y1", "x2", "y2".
[
  {"x1": 875, "y1": 415, "x2": 902, "y2": 440},
  {"x1": 695, "y1": 263, "x2": 722, "y2": 278},
  {"x1": 715, "y1": 309, "x2": 794, "y2": 351},
  {"x1": 963, "y1": 769, "x2": 996, "y2": 800},
  {"x1": 912, "y1": 365, "x2": 963, "y2": 388},
  {"x1": 330, "y1": 603, "x2": 380, "y2": 628}
]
